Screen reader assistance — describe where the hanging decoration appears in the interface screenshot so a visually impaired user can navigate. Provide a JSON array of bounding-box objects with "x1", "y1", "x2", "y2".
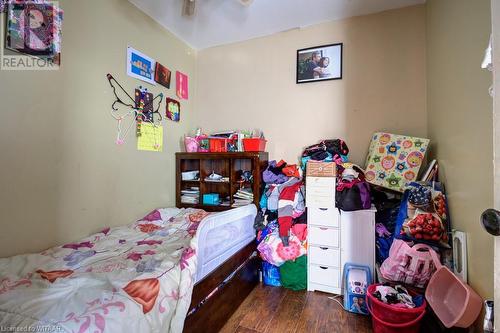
[
  {"x1": 106, "y1": 73, "x2": 163, "y2": 146},
  {"x1": 176, "y1": 71, "x2": 189, "y2": 100},
  {"x1": 166, "y1": 97, "x2": 180, "y2": 122}
]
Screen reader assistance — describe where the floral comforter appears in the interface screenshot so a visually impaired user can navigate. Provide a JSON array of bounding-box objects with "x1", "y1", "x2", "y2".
[{"x1": 0, "y1": 208, "x2": 209, "y2": 333}]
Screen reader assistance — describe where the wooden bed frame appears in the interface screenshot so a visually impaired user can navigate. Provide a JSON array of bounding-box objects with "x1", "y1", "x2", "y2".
[{"x1": 183, "y1": 242, "x2": 260, "y2": 333}]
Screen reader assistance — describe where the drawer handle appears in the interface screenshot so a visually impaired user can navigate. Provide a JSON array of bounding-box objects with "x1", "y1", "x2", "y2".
[
  {"x1": 319, "y1": 266, "x2": 328, "y2": 270},
  {"x1": 319, "y1": 227, "x2": 328, "y2": 230},
  {"x1": 319, "y1": 246, "x2": 329, "y2": 250},
  {"x1": 319, "y1": 208, "x2": 328, "y2": 211}
]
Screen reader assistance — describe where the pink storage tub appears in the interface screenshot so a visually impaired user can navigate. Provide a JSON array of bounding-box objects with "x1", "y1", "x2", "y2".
[{"x1": 425, "y1": 266, "x2": 482, "y2": 328}]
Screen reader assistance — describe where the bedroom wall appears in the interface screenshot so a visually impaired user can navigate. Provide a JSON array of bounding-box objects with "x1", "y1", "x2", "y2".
[
  {"x1": 194, "y1": 5, "x2": 427, "y2": 165},
  {"x1": 0, "y1": 0, "x2": 196, "y2": 257},
  {"x1": 426, "y1": 0, "x2": 493, "y2": 300}
]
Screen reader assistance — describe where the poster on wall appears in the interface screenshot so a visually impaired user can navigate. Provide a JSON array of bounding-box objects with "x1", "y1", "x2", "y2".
[
  {"x1": 154, "y1": 62, "x2": 172, "y2": 89},
  {"x1": 166, "y1": 97, "x2": 180, "y2": 122},
  {"x1": 296, "y1": 43, "x2": 342, "y2": 84},
  {"x1": 137, "y1": 123, "x2": 163, "y2": 152},
  {"x1": 176, "y1": 71, "x2": 189, "y2": 100},
  {"x1": 6, "y1": 1, "x2": 63, "y2": 65},
  {"x1": 127, "y1": 46, "x2": 156, "y2": 85}
]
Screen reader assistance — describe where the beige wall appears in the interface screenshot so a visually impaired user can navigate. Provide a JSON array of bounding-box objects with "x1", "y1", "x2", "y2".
[
  {"x1": 0, "y1": 0, "x2": 196, "y2": 257},
  {"x1": 194, "y1": 5, "x2": 427, "y2": 165},
  {"x1": 427, "y1": 0, "x2": 493, "y2": 299}
]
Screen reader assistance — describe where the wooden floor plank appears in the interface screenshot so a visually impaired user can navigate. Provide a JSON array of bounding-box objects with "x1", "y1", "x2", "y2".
[
  {"x1": 219, "y1": 285, "x2": 373, "y2": 333},
  {"x1": 234, "y1": 327, "x2": 260, "y2": 333},
  {"x1": 238, "y1": 285, "x2": 287, "y2": 332},
  {"x1": 263, "y1": 289, "x2": 308, "y2": 333}
]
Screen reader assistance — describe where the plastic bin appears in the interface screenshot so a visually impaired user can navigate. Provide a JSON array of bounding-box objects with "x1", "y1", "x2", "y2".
[
  {"x1": 366, "y1": 284, "x2": 426, "y2": 333},
  {"x1": 425, "y1": 266, "x2": 482, "y2": 328},
  {"x1": 209, "y1": 138, "x2": 228, "y2": 152},
  {"x1": 243, "y1": 138, "x2": 266, "y2": 152}
]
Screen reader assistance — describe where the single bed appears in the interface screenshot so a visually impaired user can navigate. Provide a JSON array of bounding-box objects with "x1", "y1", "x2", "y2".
[{"x1": 0, "y1": 205, "x2": 259, "y2": 333}]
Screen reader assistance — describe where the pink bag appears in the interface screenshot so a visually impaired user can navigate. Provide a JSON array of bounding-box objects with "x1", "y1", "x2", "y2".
[{"x1": 380, "y1": 239, "x2": 440, "y2": 288}]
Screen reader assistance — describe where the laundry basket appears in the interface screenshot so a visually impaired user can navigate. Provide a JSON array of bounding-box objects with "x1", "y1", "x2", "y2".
[
  {"x1": 366, "y1": 284, "x2": 426, "y2": 333},
  {"x1": 425, "y1": 266, "x2": 482, "y2": 328}
]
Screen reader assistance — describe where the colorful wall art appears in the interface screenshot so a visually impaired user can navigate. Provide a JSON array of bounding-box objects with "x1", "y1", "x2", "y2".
[
  {"x1": 364, "y1": 132, "x2": 429, "y2": 192},
  {"x1": 127, "y1": 47, "x2": 156, "y2": 85}
]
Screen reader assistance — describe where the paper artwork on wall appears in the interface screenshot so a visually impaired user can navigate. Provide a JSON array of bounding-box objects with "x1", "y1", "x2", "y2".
[
  {"x1": 127, "y1": 47, "x2": 156, "y2": 85},
  {"x1": 166, "y1": 98, "x2": 180, "y2": 122},
  {"x1": 154, "y1": 62, "x2": 171, "y2": 89},
  {"x1": 137, "y1": 123, "x2": 163, "y2": 152},
  {"x1": 176, "y1": 71, "x2": 188, "y2": 100},
  {"x1": 6, "y1": 1, "x2": 64, "y2": 65}
]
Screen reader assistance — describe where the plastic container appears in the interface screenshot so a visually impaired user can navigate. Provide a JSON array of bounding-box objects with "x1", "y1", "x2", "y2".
[
  {"x1": 425, "y1": 266, "x2": 482, "y2": 328},
  {"x1": 243, "y1": 138, "x2": 267, "y2": 152},
  {"x1": 209, "y1": 138, "x2": 228, "y2": 152},
  {"x1": 202, "y1": 193, "x2": 220, "y2": 205},
  {"x1": 184, "y1": 136, "x2": 199, "y2": 152},
  {"x1": 366, "y1": 284, "x2": 426, "y2": 333}
]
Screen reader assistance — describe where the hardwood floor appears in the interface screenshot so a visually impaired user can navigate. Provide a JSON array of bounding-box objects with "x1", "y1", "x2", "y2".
[{"x1": 219, "y1": 284, "x2": 372, "y2": 333}]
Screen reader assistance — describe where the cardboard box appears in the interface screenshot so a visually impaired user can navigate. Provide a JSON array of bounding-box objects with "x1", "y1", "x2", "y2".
[{"x1": 306, "y1": 161, "x2": 336, "y2": 177}]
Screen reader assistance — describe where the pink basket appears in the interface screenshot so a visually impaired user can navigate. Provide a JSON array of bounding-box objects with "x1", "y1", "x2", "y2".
[{"x1": 425, "y1": 266, "x2": 483, "y2": 328}]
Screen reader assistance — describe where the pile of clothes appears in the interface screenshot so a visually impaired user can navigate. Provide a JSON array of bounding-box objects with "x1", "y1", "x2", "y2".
[
  {"x1": 301, "y1": 139, "x2": 349, "y2": 170},
  {"x1": 255, "y1": 160, "x2": 307, "y2": 290},
  {"x1": 372, "y1": 284, "x2": 424, "y2": 309}
]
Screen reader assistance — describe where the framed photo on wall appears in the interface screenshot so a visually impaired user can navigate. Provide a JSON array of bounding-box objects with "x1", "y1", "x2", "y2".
[{"x1": 296, "y1": 43, "x2": 343, "y2": 84}]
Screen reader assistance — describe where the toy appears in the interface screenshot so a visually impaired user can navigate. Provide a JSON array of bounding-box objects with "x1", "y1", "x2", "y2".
[{"x1": 343, "y1": 263, "x2": 372, "y2": 315}]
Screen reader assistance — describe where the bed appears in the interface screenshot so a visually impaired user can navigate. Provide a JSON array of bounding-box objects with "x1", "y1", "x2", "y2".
[{"x1": 0, "y1": 204, "x2": 259, "y2": 333}]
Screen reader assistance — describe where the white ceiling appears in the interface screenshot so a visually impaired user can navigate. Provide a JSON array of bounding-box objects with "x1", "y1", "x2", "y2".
[{"x1": 129, "y1": 0, "x2": 426, "y2": 50}]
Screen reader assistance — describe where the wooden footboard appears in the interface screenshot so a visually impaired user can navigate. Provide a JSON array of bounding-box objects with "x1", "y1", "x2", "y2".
[{"x1": 183, "y1": 242, "x2": 260, "y2": 333}]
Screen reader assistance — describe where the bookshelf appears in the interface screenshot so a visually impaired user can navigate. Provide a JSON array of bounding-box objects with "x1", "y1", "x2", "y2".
[{"x1": 175, "y1": 152, "x2": 269, "y2": 212}]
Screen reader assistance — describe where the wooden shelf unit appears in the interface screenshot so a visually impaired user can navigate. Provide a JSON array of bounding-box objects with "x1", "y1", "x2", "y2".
[{"x1": 176, "y1": 152, "x2": 269, "y2": 212}]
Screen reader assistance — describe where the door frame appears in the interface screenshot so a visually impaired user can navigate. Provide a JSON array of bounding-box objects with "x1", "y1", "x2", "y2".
[{"x1": 492, "y1": 0, "x2": 499, "y2": 330}]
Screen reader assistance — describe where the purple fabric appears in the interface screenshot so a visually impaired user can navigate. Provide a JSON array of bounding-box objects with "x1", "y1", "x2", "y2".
[
  {"x1": 141, "y1": 210, "x2": 162, "y2": 222},
  {"x1": 263, "y1": 160, "x2": 289, "y2": 184}
]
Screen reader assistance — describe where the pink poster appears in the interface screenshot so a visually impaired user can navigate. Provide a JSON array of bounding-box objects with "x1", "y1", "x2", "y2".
[{"x1": 176, "y1": 71, "x2": 188, "y2": 100}]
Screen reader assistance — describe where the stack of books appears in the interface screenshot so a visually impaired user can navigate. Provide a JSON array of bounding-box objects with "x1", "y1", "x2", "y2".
[
  {"x1": 181, "y1": 187, "x2": 200, "y2": 204},
  {"x1": 233, "y1": 188, "x2": 253, "y2": 207}
]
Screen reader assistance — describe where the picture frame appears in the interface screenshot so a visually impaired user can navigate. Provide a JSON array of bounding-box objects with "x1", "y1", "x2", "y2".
[
  {"x1": 127, "y1": 46, "x2": 156, "y2": 85},
  {"x1": 296, "y1": 43, "x2": 343, "y2": 84},
  {"x1": 154, "y1": 62, "x2": 172, "y2": 89}
]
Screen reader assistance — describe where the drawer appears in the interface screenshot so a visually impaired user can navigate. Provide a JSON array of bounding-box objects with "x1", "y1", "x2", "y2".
[
  {"x1": 308, "y1": 207, "x2": 339, "y2": 227},
  {"x1": 306, "y1": 177, "x2": 335, "y2": 207},
  {"x1": 309, "y1": 264, "x2": 340, "y2": 287},
  {"x1": 309, "y1": 246, "x2": 340, "y2": 267},
  {"x1": 309, "y1": 226, "x2": 339, "y2": 248},
  {"x1": 306, "y1": 176, "x2": 335, "y2": 189}
]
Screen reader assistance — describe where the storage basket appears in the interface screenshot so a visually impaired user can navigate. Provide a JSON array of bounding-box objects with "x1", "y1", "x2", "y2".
[
  {"x1": 366, "y1": 284, "x2": 426, "y2": 333},
  {"x1": 209, "y1": 138, "x2": 228, "y2": 152},
  {"x1": 243, "y1": 138, "x2": 266, "y2": 152}
]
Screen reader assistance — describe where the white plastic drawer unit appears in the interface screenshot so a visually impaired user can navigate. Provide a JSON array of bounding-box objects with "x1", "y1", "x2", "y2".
[
  {"x1": 308, "y1": 226, "x2": 339, "y2": 248},
  {"x1": 309, "y1": 246, "x2": 340, "y2": 267},
  {"x1": 308, "y1": 207, "x2": 339, "y2": 227},
  {"x1": 305, "y1": 176, "x2": 335, "y2": 207},
  {"x1": 309, "y1": 265, "x2": 340, "y2": 287}
]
